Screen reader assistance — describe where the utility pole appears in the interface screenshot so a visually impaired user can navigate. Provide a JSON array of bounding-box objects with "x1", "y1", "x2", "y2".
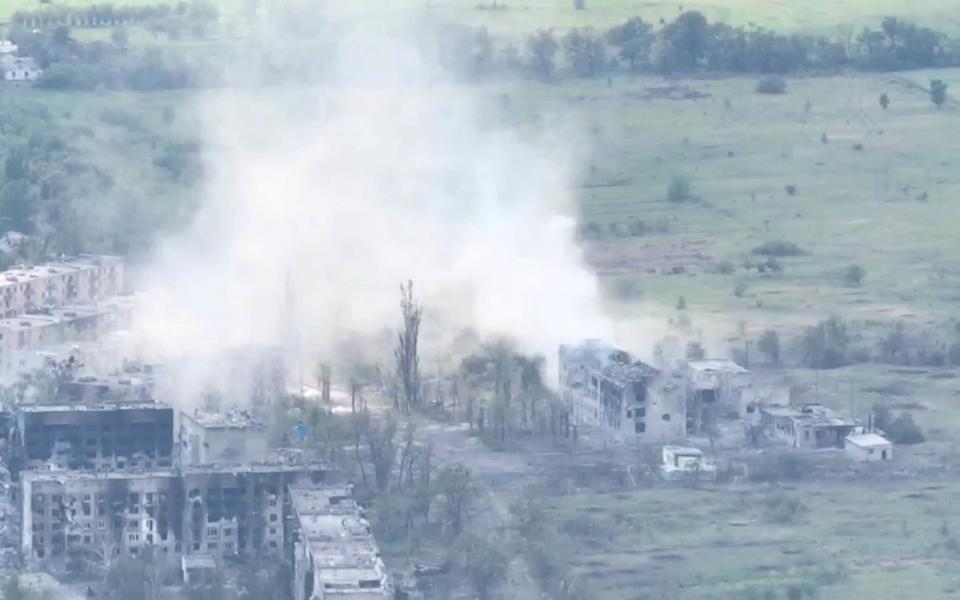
[{"x1": 744, "y1": 340, "x2": 752, "y2": 369}]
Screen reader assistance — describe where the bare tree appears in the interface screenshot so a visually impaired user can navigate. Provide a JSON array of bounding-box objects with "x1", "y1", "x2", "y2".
[
  {"x1": 396, "y1": 420, "x2": 417, "y2": 489},
  {"x1": 438, "y1": 464, "x2": 472, "y2": 534},
  {"x1": 395, "y1": 281, "x2": 422, "y2": 413},
  {"x1": 316, "y1": 362, "x2": 331, "y2": 406},
  {"x1": 485, "y1": 341, "x2": 515, "y2": 446},
  {"x1": 366, "y1": 414, "x2": 398, "y2": 492}
]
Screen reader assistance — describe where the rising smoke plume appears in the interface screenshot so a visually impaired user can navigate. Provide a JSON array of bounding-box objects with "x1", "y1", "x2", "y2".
[{"x1": 132, "y1": 5, "x2": 612, "y2": 393}]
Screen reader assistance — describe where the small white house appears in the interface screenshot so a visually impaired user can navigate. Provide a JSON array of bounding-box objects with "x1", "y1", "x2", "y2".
[
  {"x1": 661, "y1": 445, "x2": 716, "y2": 479},
  {"x1": 1, "y1": 56, "x2": 42, "y2": 81},
  {"x1": 845, "y1": 432, "x2": 893, "y2": 462}
]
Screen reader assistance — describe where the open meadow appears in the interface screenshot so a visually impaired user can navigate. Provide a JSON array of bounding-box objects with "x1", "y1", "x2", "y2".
[{"x1": 4, "y1": 1, "x2": 960, "y2": 598}]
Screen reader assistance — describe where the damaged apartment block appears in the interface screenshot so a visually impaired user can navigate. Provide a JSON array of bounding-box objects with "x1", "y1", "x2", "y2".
[
  {"x1": 13, "y1": 401, "x2": 174, "y2": 472},
  {"x1": 290, "y1": 485, "x2": 391, "y2": 599},
  {"x1": 560, "y1": 340, "x2": 686, "y2": 444},
  {"x1": 21, "y1": 463, "x2": 333, "y2": 564},
  {"x1": 684, "y1": 359, "x2": 752, "y2": 434}
]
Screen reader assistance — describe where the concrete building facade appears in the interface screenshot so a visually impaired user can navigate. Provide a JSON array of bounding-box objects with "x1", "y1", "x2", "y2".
[
  {"x1": 290, "y1": 486, "x2": 389, "y2": 600},
  {"x1": 761, "y1": 404, "x2": 861, "y2": 449},
  {"x1": 685, "y1": 359, "x2": 751, "y2": 432},
  {"x1": 560, "y1": 341, "x2": 686, "y2": 444},
  {"x1": 0, "y1": 255, "x2": 124, "y2": 318},
  {"x1": 179, "y1": 410, "x2": 269, "y2": 466},
  {"x1": 14, "y1": 402, "x2": 174, "y2": 472},
  {"x1": 845, "y1": 433, "x2": 893, "y2": 462},
  {"x1": 21, "y1": 463, "x2": 333, "y2": 567}
]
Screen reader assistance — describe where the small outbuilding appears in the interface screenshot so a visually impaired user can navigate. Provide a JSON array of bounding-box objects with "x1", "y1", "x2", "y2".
[
  {"x1": 845, "y1": 432, "x2": 892, "y2": 462},
  {"x1": 661, "y1": 445, "x2": 716, "y2": 480}
]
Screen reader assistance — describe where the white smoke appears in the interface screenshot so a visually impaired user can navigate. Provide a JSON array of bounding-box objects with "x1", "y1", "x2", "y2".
[{"x1": 132, "y1": 7, "x2": 612, "y2": 387}]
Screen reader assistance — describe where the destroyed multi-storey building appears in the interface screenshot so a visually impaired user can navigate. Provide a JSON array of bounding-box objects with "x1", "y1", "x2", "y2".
[
  {"x1": 760, "y1": 403, "x2": 861, "y2": 449},
  {"x1": 13, "y1": 401, "x2": 174, "y2": 472},
  {"x1": 0, "y1": 278, "x2": 136, "y2": 383},
  {"x1": 684, "y1": 359, "x2": 751, "y2": 432},
  {"x1": 21, "y1": 462, "x2": 334, "y2": 564},
  {"x1": 560, "y1": 341, "x2": 686, "y2": 444},
  {"x1": 290, "y1": 485, "x2": 390, "y2": 600},
  {"x1": 0, "y1": 255, "x2": 124, "y2": 318},
  {"x1": 179, "y1": 409, "x2": 269, "y2": 466}
]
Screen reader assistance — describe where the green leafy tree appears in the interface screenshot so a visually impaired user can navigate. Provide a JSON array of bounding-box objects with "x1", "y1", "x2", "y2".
[
  {"x1": 456, "y1": 531, "x2": 509, "y2": 599},
  {"x1": 666, "y1": 175, "x2": 696, "y2": 203},
  {"x1": 844, "y1": 264, "x2": 866, "y2": 286},
  {"x1": 562, "y1": 28, "x2": 606, "y2": 77},
  {"x1": 931, "y1": 79, "x2": 948, "y2": 108},
  {"x1": 527, "y1": 30, "x2": 559, "y2": 79},
  {"x1": 659, "y1": 11, "x2": 711, "y2": 71},
  {"x1": 798, "y1": 316, "x2": 850, "y2": 369},
  {"x1": 437, "y1": 463, "x2": 473, "y2": 534},
  {"x1": 1, "y1": 181, "x2": 35, "y2": 233},
  {"x1": 758, "y1": 330, "x2": 781, "y2": 364},
  {"x1": 606, "y1": 17, "x2": 654, "y2": 70}
]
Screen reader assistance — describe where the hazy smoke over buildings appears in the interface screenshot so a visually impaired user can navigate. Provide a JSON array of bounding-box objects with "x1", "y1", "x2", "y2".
[{"x1": 133, "y1": 7, "x2": 612, "y2": 387}]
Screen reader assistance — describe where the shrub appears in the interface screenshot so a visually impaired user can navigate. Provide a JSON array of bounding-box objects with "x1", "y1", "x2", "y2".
[
  {"x1": 666, "y1": 175, "x2": 696, "y2": 203},
  {"x1": 886, "y1": 412, "x2": 925, "y2": 444},
  {"x1": 756, "y1": 76, "x2": 787, "y2": 94},
  {"x1": 717, "y1": 260, "x2": 735, "y2": 274},
  {"x1": 676, "y1": 296, "x2": 687, "y2": 310},
  {"x1": 931, "y1": 79, "x2": 948, "y2": 108},
  {"x1": 734, "y1": 281, "x2": 747, "y2": 297},
  {"x1": 797, "y1": 316, "x2": 850, "y2": 369},
  {"x1": 785, "y1": 184, "x2": 797, "y2": 196},
  {"x1": 844, "y1": 264, "x2": 866, "y2": 286},
  {"x1": 627, "y1": 219, "x2": 646, "y2": 236},
  {"x1": 751, "y1": 240, "x2": 805, "y2": 257},
  {"x1": 762, "y1": 257, "x2": 784, "y2": 273},
  {"x1": 686, "y1": 341, "x2": 705, "y2": 360},
  {"x1": 758, "y1": 330, "x2": 781, "y2": 364},
  {"x1": 579, "y1": 222, "x2": 603, "y2": 240},
  {"x1": 764, "y1": 493, "x2": 808, "y2": 523},
  {"x1": 613, "y1": 276, "x2": 642, "y2": 300}
]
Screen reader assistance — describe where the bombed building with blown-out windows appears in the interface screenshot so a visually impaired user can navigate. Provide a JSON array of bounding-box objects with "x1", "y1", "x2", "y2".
[
  {"x1": 21, "y1": 462, "x2": 335, "y2": 567},
  {"x1": 289, "y1": 485, "x2": 390, "y2": 600},
  {"x1": 13, "y1": 401, "x2": 174, "y2": 473},
  {"x1": 559, "y1": 341, "x2": 687, "y2": 444}
]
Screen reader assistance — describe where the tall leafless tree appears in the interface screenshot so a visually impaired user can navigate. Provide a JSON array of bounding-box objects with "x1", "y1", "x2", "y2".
[{"x1": 395, "y1": 281, "x2": 422, "y2": 413}]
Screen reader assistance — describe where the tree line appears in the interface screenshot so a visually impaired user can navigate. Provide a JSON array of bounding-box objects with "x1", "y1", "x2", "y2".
[
  {"x1": 440, "y1": 12, "x2": 960, "y2": 81},
  {"x1": 11, "y1": 1, "x2": 218, "y2": 28}
]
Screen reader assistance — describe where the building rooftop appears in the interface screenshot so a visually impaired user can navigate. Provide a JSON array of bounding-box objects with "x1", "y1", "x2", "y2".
[
  {"x1": 663, "y1": 445, "x2": 704, "y2": 457},
  {"x1": 181, "y1": 554, "x2": 217, "y2": 570},
  {"x1": 0, "y1": 255, "x2": 121, "y2": 291},
  {"x1": 290, "y1": 486, "x2": 356, "y2": 515},
  {"x1": 600, "y1": 359, "x2": 659, "y2": 384},
  {"x1": 762, "y1": 404, "x2": 858, "y2": 427},
  {"x1": 0, "y1": 315, "x2": 61, "y2": 331},
  {"x1": 846, "y1": 433, "x2": 891, "y2": 448},
  {"x1": 687, "y1": 359, "x2": 749, "y2": 374},
  {"x1": 18, "y1": 400, "x2": 167, "y2": 413},
  {"x1": 23, "y1": 461, "x2": 332, "y2": 483},
  {"x1": 182, "y1": 409, "x2": 263, "y2": 430},
  {"x1": 290, "y1": 485, "x2": 388, "y2": 595}
]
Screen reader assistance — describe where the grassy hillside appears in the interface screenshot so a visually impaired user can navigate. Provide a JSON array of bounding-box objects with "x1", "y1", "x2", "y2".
[
  {"x1": 388, "y1": 0, "x2": 960, "y2": 37},
  {"x1": 4, "y1": 0, "x2": 960, "y2": 34}
]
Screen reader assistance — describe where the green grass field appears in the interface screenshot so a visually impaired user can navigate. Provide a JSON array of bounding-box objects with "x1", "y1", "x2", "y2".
[
  {"x1": 377, "y1": 0, "x2": 960, "y2": 38},
  {"x1": 545, "y1": 478, "x2": 960, "y2": 599},
  {"x1": 478, "y1": 69, "x2": 960, "y2": 338},
  {"x1": 6, "y1": 2, "x2": 960, "y2": 598},
  {"x1": 4, "y1": 0, "x2": 960, "y2": 36}
]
